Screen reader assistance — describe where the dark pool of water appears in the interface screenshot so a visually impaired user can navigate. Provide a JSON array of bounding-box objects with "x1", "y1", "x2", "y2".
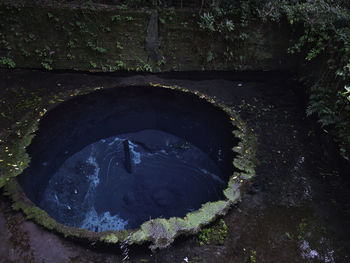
[
  {"x1": 2, "y1": 71, "x2": 350, "y2": 262},
  {"x1": 18, "y1": 85, "x2": 236, "y2": 232},
  {"x1": 40, "y1": 129, "x2": 225, "y2": 231}
]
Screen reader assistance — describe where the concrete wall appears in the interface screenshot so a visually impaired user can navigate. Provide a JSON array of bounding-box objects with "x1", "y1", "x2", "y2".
[{"x1": 0, "y1": 3, "x2": 299, "y2": 72}]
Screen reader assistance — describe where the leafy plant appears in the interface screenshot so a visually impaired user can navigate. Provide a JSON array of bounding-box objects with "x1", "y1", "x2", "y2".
[
  {"x1": 197, "y1": 6, "x2": 243, "y2": 63},
  {"x1": 82, "y1": 0, "x2": 95, "y2": 10},
  {"x1": 285, "y1": 232, "x2": 293, "y2": 240},
  {"x1": 250, "y1": 250, "x2": 257, "y2": 263},
  {"x1": 89, "y1": 61, "x2": 97, "y2": 68},
  {"x1": 66, "y1": 53, "x2": 75, "y2": 60},
  {"x1": 20, "y1": 48, "x2": 30, "y2": 57},
  {"x1": 41, "y1": 61, "x2": 53, "y2": 71},
  {"x1": 116, "y1": 4, "x2": 128, "y2": 10},
  {"x1": 47, "y1": 12, "x2": 59, "y2": 23},
  {"x1": 115, "y1": 60, "x2": 126, "y2": 69},
  {"x1": 135, "y1": 64, "x2": 151, "y2": 72},
  {"x1": 103, "y1": 26, "x2": 111, "y2": 32},
  {"x1": 116, "y1": 41, "x2": 123, "y2": 50},
  {"x1": 156, "y1": 58, "x2": 166, "y2": 67},
  {"x1": 35, "y1": 46, "x2": 54, "y2": 70},
  {"x1": 199, "y1": 0, "x2": 350, "y2": 158},
  {"x1": 67, "y1": 40, "x2": 75, "y2": 48},
  {"x1": 280, "y1": 1, "x2": 350, "y2": 158},
  {"x1": 343, "y1": 85, "x2": 350, "y2": 102},
  {"x1": 198, "y1": 218, "x2": 228, "y2": 246},
  {"x1": 297, "y1": 218, "x2": 307, "y2": 240},
  {"x1": 111, "y1": 15, "x2": 121, "y2": 22},
  {"x1": 87, "y1": 41, "x2": 106, "y2": 53},
  {"x1": 159, "y1": 17, "x2": 166, "y2": 24},
  {"x1": 207, "y1": 51, "x2": 214, "y2": 62},
  {"x1": 0, "y1": 57, "x2": 15, "y2": 68}
]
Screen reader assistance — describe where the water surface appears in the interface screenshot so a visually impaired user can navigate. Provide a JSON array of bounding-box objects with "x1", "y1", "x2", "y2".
[{"x1": 40, "y1": 130, "x2": 225, "y2": 231}]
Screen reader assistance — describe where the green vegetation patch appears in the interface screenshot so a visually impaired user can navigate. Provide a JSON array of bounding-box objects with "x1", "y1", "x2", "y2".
[
  {"x1": 198, "y1": 218, "x2": 228, "y2": 246},
  {"x1": 194, "y1": 0, "x2": 350, "y2": 159},
  {"x1": 0, "y1": 117, "x2": 38, "y2": 188},
  {"x1": 0, "y1": 3, "x2": 151, "y2": 72},
  {"x1": 0, "y1": 2, "x2": 294, "y2": 72}
]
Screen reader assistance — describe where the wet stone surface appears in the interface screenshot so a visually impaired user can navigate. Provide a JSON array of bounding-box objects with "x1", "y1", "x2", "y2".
[{"x1": 0, "y1": 70, "x2": 350, "y2": 262}]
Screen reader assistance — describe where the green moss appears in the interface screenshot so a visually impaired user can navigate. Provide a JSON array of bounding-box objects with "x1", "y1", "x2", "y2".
[
  {"x1": 0, "y1": 116, "x2": 39, "y2": 188},
  {"x1": 20, "y1": 203, "x2": 57, "y2": 230},
  {"x1": 223, "y1": 177, "x2": 241, "y2": 202},
  {"x1": 100, "y1": 230, "x2": 130, "y2": 243},
  {"x1": 0, "y1": 4, "x2": 151, "y2": 72},
  {"x1": 128, "y1": 200, "x2": 230, "y2": 249},
  {"x1": 1, "y1": 83, "x2": 257, "y2": 250},
  {"x1": 185, "y1": 201, "x2": 229, "y2": 228},
  {"x1": 198, "y1": 218, "x2": 228, "y2": 246},
  {"x1": 4, "y1": 180, "x2": 58, "y2": 230},
  {"x1": 0, "y1": 3, "x2": 294, "y2": 72}
]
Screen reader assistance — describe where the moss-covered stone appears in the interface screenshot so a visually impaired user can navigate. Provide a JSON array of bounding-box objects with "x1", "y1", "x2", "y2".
[
  {"x1": 100, "y1": 230, "x2": 131, "y2": 244},
  {"x1": 0, "y1": 116, "x2": 39, "y2": 188},
  {"x1": 1, "y1": 83, "x2": 257, "y2": 250},
  {"x1": 128, "y1": 200, "x2": 230, "y2": 249}
]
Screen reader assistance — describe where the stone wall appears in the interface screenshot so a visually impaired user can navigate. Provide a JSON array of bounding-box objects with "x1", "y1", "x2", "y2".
[{"x1": 0, "y1": 2, "x2": 299, "y2": 72}]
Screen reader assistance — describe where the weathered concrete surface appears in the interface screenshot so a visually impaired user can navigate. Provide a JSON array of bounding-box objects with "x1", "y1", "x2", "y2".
[
  {"x1": 146, "y1": 10, "x2": 160, "y2": 62},
  {"x1": 0, "y1": 3, "x2": 298, "y2": 72}
]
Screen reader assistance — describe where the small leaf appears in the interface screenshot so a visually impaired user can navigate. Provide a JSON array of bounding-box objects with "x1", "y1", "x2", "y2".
[{"x1": 285, "y1": 232, "x2": 293, "y2": 240}]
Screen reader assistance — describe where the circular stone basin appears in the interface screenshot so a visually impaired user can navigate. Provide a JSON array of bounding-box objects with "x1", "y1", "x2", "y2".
[
  {"x1": 9, "y1": 84, "x2": 256, "y2": 250},
  {"x1": 18, "y1": 86, "x2": 239, "y2": 235}
]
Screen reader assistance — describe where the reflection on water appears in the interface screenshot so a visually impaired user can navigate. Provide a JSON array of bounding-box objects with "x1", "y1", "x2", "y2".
[{"x1": 40, "y1": 129, "x2": 226, "y2": 231}]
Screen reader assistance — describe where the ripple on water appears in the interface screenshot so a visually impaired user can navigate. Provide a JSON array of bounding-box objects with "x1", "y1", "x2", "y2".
[{"x1": 40, "y1": 129, "x2": 226, "y2": 231}]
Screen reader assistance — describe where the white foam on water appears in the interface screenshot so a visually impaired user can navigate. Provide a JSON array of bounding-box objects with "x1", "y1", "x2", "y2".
[
  {"x1": 108, "y1": 137, "x2": 123, "y2": 146},
  {"x1": 199, "y1": 168, "x2": 225, "y2": 184},
  {"x1": 128, "y1": 141, "x2": 141, "y2": 165},
  {"x1": 80, "y1": 206, "x2": 128, "y2": 232},
  {"x1": 54, "y1": 194, "x2": 59, "y2": 204},
  {"x1": 87, "y1": 155, "x2": 100, "y2": 187}
]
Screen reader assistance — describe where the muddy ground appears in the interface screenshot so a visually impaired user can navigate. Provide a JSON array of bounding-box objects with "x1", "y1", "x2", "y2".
[{"x1": 0, "y1": 69, "x2": 350, "y2": 262}]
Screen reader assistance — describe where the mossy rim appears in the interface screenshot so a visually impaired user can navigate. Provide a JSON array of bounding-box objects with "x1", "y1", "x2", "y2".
[{"x1": 1, "y1": 83, "x2": 256, "y2": 250}]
